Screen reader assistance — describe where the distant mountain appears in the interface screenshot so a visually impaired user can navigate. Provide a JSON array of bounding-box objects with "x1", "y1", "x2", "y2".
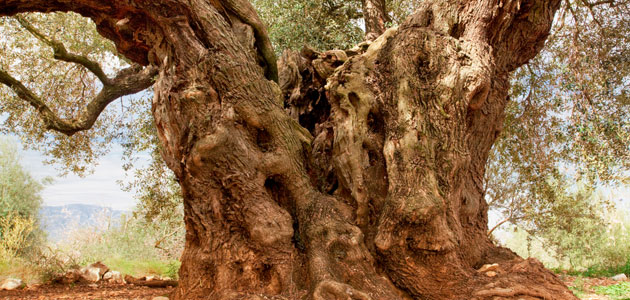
[{"x1": 39, "y1": 204, "x2": 128, "y2": 242}]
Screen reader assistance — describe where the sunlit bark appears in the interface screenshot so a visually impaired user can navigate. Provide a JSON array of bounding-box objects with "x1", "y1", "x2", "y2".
[{"x1": 0, "y1": 0, "x2": 577, "y2": 299}]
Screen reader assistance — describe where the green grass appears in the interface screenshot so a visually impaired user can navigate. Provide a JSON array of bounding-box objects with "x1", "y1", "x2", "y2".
[
  {"x1": 1, "y1": 256, "x2": 181, "y2": 284},
  {"x1": 593, "y1": 282, "x2": 630, "y2": 300},
  {"x1": 554, "y1": 259, "x2": 630, "y2": 278},
  {"x1": 102, "y1": 258, "x2": 180, "y2": 279},
  {"x1": 0, "y1": 258, "x2": 43, "y2": 284}
]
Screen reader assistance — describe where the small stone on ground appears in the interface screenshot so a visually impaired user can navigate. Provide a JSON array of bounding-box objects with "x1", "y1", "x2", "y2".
[
  {"x1": 0, "y1": 278, "x2": 22, "y2": 290},
  {"x1": 611, "y1": 273, "x2": 627, "y2": 281}
]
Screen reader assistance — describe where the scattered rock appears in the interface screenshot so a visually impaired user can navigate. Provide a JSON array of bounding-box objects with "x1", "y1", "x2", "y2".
[
  {"x1": 477, "y1": 263, "x2": 499, "y2": 273},
  {"x1": 53, "y1": 269, "x2": 83, "y2": 284},
  {"x1": 88, "y1": 261, "x2": 110, "y2": 277},
  {"x1": 80, "y1": 266, "x2": 101, "y2": 282},
  {"x1": 103, "y1": 270, "x2": 125, "y2": 284},
  {"x1": 611, "y1": 273, "x2": 628, "y2": 281},
  {"x1": 88, "y1": 283, "x2": 98, "y2": 288},
  {"x1": 103, "y1": 271, "x2": 114, "y2": 281},
  {"x1": 146, "y1": 275, "x2": 156, "y2": 282},
  {"x1": 485, "y1": 271, "x2": 497, "y2": 277},
  {"x1": 0, "y1": 278, "x2": 23, "y2": 290},
  {"x1": 152, "y1": 297, "x2": 169, "y2": 300},
  {"x1": 76, "y1": 261, "x2": 110, "y2": 282}
]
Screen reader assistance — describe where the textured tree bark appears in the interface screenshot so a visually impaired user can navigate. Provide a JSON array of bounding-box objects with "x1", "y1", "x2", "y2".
[
  {"x1": 1, "y1": 0, "x2": 577, "y2": 299},
  {"x1": 361, "y1": 0, "x2": 389, "y2": 40}
]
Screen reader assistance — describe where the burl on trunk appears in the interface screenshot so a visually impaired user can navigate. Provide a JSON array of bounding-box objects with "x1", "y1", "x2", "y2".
[{"x1": 1, "y1": 0, "x2": 576, "y2": 299}]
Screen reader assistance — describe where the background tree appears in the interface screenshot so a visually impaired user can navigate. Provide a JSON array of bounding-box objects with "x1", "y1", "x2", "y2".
[
  {"x1": 253, "y1": 0, "x2": 364, "y2": 52},
  {"x1": 485, "y1": 0, "x2": 629, "y2": 241},
  {"x1": 0, "y1": 137, "x2": 48, "y2": 259},
  {"x1": 0, "y1": 13, "x2": 154, "y2": 175},
  {"x1": 0, "y1": 0, "x2": 605, "y2": 299}
]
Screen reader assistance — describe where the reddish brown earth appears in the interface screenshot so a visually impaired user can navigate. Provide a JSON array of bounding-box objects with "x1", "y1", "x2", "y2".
[
  {"x1": 0, "y1": 275, "x2": 623, "y2": 299},
  {"x1": 0, "y1": 282, "x2": 174, "y2": 300}
]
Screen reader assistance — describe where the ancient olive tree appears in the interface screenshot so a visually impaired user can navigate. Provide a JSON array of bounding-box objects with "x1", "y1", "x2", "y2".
[{"x1": 1, "y1": 0, "x2": 578, "y2": 299}]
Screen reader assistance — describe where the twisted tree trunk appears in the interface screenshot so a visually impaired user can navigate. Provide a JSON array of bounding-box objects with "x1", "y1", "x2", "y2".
[{"x1": 1, "y1": 0, "x2": 576, "y2": 299}]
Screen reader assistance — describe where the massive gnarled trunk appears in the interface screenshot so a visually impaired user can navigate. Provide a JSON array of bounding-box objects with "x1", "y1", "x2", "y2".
[{"x1": 2, "y1": 0, "x2": 576, "y2": 299}]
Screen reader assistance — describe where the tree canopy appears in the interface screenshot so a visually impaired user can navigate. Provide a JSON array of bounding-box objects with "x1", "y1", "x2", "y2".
[
  {"x1": 0, "y1": 0, "x2": 600, "y2": 298},
  {"x1": 0, "y1": 0, "x2": 627, "y2": 236}
]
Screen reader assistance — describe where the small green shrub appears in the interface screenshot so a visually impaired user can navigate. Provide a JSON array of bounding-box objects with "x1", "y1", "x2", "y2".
[
  {"x1": 0, "y1": 213, "x2": 35, "y2": 260},
  {"x1": 164, "y1": 260, "x2": 181, "y2": 280}
]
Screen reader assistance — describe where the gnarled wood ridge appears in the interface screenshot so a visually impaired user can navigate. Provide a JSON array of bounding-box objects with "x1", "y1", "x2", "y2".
[{"x1": 1, "y1": 0, "x2": 577, "y2": 299}]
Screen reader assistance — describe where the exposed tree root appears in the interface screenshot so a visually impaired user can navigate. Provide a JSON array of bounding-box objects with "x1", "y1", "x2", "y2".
[{"x1": 470, "y1": 258, "x2": 577, "y2": 300}]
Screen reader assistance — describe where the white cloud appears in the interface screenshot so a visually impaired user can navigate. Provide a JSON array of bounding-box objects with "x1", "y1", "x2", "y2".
[{"x1": 18, "y1": 140, "x2": 141, "y2": 210}]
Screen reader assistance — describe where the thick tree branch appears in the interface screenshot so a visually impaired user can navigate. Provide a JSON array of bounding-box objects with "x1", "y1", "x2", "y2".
[
  {"x1": 207, "y1": 0, "x2": 278, "y2": 82},
  {"x1": 0, "y1": 1, "x2": 153, "y2": 66},
  {"x1": 361, "y1": 0, "x2": 389, "y2": 40},
  {"x1": 0, "y1": 65, "x2": 156, "y2": 136},
  {"x1": 14, "y1": 15, "x2": 112, "y2": 85}
]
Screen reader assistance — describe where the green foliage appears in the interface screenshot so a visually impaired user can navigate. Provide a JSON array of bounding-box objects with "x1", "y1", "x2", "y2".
[
  {"x1": 0, "y1": 137, "x2": 45, "y2": 218},
  {"x1": 0, "y1": 137, "x2": 47, "y2": 259},
  {"x1": 0, "y1": 13, "x2": 135, "y2": 175},
  {"x1": 253, "y1": 0, "x2": 364, "y2": 52},
  {"x1": 389, "y1": 0, "x2": 421, "y2": 25},
  {"x1": 563, "y1": 259, "x2": 630, "y2": 278},
  {"x1": 103, "y1": 257, "x2": 180, "y2": 279},
  {"x1": 0, "y1": 256, "x2": 44, "y2": 284},
  {"x1": 487, "y1": 0, "x2": 629, "y2": 252},
  {"x1": 502, "y1": 196, "x2": 630, "y2": 273},
  {"x1": 10, "y1": 210, "x2": 183, "y2": 282},
  {"x1": 118, "y1": 100, "x2": 183, "y2": 227},
  {"x1": 502, "y1": 0, "x2": 630, "y2": 184},
  {"x1": 0, "y1": 213, "x2": 35, "y2": 260},
  {"x1": 62, "y1": 213, "x2": 182, "y2": 264},
  {"x1": 593, "y1": 282, "x2": 630, "y2": 300}
]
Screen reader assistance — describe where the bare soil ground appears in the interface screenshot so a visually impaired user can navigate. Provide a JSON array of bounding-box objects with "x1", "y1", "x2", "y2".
[
  {"x1": 0, "y1": 275, "x2": 624, "y2": 299},
  {"x1": 0, "y1": 282, "x2": 174, "y2": 300}
]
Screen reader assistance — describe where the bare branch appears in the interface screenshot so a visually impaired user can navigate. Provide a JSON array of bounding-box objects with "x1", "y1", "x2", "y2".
[
  {"x1": 14, "y1": 15, "x2": 112, "y2": 85},
  {"x1": 582, "y1": 0, "x2": 616, "y2": 7},
  {"x1": 577, "y1": 0, "x2": 604, "y2": 28},
  {"x1": 0, "y1": 65, "x2": 157, "y2": 136},
  {"x1": 487, "y1": 216, "x2": 511, "y2": 237}
]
